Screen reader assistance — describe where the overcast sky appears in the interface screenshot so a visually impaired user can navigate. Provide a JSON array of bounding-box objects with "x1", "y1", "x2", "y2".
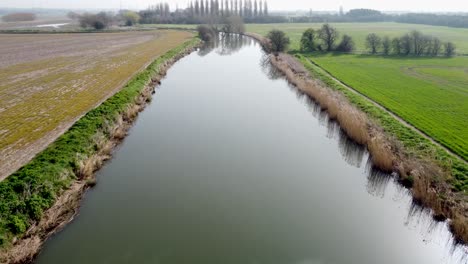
[{"x1": 1, "y1": 0, "x2": 467, "y2": 12}]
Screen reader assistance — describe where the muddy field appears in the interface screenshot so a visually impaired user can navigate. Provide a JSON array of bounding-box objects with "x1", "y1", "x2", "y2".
[{"x1": 0, "y1": 30, "x2": 194, "y2": 180}]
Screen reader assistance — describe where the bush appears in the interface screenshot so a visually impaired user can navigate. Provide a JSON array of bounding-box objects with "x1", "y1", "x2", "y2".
[
  {"x1": 2, "y1": 13, "x2": 36, "y2": 22},
  {"x1": 79, "y1": 12, "x2": 113, "y2": 30},
  {"x1": 7, "y1": 215, "x2": 27, "y2": 235},
  {"x1": 267, "y1": 29, "x2": 290, "y2": 53}
]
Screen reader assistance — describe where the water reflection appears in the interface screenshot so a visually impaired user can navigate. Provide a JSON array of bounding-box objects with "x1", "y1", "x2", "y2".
[{"x1": 199, "y1": 33, "x2": 253, "y2": 57}]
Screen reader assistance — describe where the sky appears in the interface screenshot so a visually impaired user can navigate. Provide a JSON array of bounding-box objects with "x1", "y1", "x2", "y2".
[{"x1": 1, "y1": 0, "x2": 467, "y2": 12}]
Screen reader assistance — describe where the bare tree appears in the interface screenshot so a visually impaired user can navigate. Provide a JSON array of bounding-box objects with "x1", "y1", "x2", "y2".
[
  {"x1": 318, "y1": 24, "x2": 339, "y2": 52},
  {"x1": 400, "y1": 34, "x2": 412, "y2": 55},
  {"x1": 254, "y1": 0, "x2": 258, "y2": 16},
  {"x1": 222, "y1": 15, "x2": 245, "y2": 33},
  {"x1": 391, "y1": 37, "x2": 401, "y2": 55},
  {"x1": 382, "y1": 36, "x2": 391, "y2": 55},
  {"x1": 431, "y1": 37, "x2": 442, "y2": 56},
  {"x1": 365, "y1": 33, "x2": 381, "y2": 54},
  {"x1": 444, "y1": 42, "x2": 456, "y2": 57}
]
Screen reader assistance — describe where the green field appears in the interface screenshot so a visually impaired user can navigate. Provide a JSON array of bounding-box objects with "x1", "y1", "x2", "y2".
[
  {"x1": 246, "y1": 22, "x2": 468, "y2": 54},
  {"x1": 306, "y1": 54, "x2": 468, "y2": 160}
]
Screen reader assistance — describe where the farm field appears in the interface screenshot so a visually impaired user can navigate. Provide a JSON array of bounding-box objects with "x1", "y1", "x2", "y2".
[
  {"x1": 306, "y1": 53, "x2": 468, "y2": 160},
  {"x1": 0, "y1": 30, "x2": 194, "y2": 180},
  {"x1": 246, "y1": 22, "x2": 468, "y2": 54}
]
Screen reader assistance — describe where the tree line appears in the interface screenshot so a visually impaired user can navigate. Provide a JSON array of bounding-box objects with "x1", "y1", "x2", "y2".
[
  {"x1": 266, "y1": 25, "x2": 457, "y2": 57},
  {"x1": 299, "y1": 24, "x2": 355, "y2": 52},
  {"x1": 365, "y1": 31, "x2": 456, "y2": 56},
  {"x1": 266, "y1": 24, "x2": 355, "y2": 54},
  {"x1": 288, "y1": 9, "x2": 468, "y2": 29},
  {"x1": 139, "y1": 1, "x2": 283, "y2": 24}
]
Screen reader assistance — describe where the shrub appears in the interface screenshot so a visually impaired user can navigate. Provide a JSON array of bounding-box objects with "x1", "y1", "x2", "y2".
[{"x1": 7, "y1": 215, "x2": 27, "y2": 235}]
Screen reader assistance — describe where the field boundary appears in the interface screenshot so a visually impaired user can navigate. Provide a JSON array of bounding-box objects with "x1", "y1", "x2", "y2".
[{"x1": 304, "y1": 57, "x2": 467, "y2": 163}]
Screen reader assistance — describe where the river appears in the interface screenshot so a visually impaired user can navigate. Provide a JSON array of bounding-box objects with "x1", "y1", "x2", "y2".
[{"x1": 35, "y1": 35, "x2": 467, "y2": 264}]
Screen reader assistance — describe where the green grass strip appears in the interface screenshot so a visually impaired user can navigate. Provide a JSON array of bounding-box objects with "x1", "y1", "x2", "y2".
[
  {"x1": 0, "y1": 38, "x2": 199, "y2": 246},
  {"x1": 295, "y1": 54, "x2": 467, "y2": 193}
]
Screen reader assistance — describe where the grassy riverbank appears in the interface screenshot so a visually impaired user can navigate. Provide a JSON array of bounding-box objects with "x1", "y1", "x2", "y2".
[
  {"x1": 296, "y1": 55, "x2": 467, "y2": 192},
  {"x1": 0, "y1": 37, "x2": 199, "y2": 252}
]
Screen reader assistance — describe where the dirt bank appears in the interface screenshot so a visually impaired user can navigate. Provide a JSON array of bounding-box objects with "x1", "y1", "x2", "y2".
[{"x1": 0, "y1": 40, "x2": 199, "y2": 264}]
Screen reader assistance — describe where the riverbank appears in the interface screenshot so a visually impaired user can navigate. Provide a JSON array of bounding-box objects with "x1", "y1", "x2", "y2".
[
  {"x1": 0, "y1": 37, "x2": 200, "y2": 264},
  {"x1": 245, "y1": 32, "x2": 468, "y2": 244}
]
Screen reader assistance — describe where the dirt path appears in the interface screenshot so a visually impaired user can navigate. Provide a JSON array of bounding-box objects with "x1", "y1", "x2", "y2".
[{"x1": 305, "y1": 57, "x2": 467, "y2": 163}]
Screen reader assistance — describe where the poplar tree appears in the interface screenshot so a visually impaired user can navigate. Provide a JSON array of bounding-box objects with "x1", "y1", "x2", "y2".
[
  {"x1": 254, "y1": 0, "x2": 258, "y2": 16},
  {"x1": 200, "y1": 0, "x2": 205, "y2": 16},
  {"x1": 195, "y1": 0, "x2": 200, "y2": 16},
  {"x1": 239, "y1": 0, "x2": 243, "y2": 16},
  {"x1": 225, "y1": 0, "x2": 230, "y2": 15}
]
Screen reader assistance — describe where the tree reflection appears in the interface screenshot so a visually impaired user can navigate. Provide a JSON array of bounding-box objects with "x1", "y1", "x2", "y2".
[{"x1": 198, "y1": 33, "x2": 252, "y2": 57}]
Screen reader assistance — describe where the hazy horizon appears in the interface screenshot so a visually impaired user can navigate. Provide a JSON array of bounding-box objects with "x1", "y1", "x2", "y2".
[{"x1": 1, "y1": 0, "x2": 467, "y2": 13}]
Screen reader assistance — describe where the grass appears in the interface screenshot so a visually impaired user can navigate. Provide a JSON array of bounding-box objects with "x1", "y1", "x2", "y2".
[
  {"x1": 295, "y1": 54, "x2": 468, "y2": 192},
  {"x1": 246, "y1": 22, "x2": 467, "y2": 191},
  {"x1": 246, "y1": 22, "x2": 468, "y2": 54},
  {"x1": 0, "y1": 30, "x2": 194, "y2": 179},
  {"x1": 0, "y1": 37, "x2": 199, "y2": 247},
  {"x1": 307, "y1": 53, "x2": 468, "y2": 161}
]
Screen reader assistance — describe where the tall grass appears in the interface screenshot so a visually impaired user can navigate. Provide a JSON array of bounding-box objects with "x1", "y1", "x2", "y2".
[{"x1": 268, "y1": 51, "x2": 468, "y2": 244}]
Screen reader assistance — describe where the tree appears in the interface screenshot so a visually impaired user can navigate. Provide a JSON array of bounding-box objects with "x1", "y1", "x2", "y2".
[
  {"x1": 300, "y1": 28, "x2": 317, "y2": 52},
  {"x1": 79, "y1": 12, "x2": 112, "y2": 30},
  {"x1": 239, "y1": 0, "x2": 243, "y2": 16},
  {"x1": 267, "y1": 29, "x2": 290, "y2": 53},
  {"x1": 200, "y1": 0, "x2": 205, "y2": 16},
  {"x1": 258, "y1": 0, "x2": 262, "y2": 16},
  {"x1": 222, "y1": 15, "x2": 245, "y2": 33},
  {"x1": 382, "y1": 36, "x2": 391, "y2": 55},
  {"x1": 431, "y1": 37, "x2": 442, "y2": 56},
  {"x1": 264, "y1": 1, "x2": 268, "y2": 16},
  {"x1": 444, "y1": 42, "x2": 456, "y2": 57},
  {"x1": 318, "y1": 24, "x2": 339, "y2": 51},
  {"x1": 225, "y1": 0, "x2": 230, "y2": 15},
  {"x1": 365, "y1": 33, "x2": 381, "y2": 54},
  {"x1": 197, "y1": 25, "x2": 216, "y2": 41},
  {"x1": 254, "y1": 0, "x2": 258, "y2": 17},
  {"x1": 410, "y1": 30, "x2": 424, "y2": 55},
  {"x1": 391, "y1": 37, "x2": 401, "y2": 55},
  {"x1": 336, "y1": 34, "x2": 355, "y2": 52},
  {"x1": 122, "y1": 11, "x2": 140, "y2": 26},
  {"x1": 195, "y1": 0, "x2": 200, "y2": 16},
  {"x1": 400, "y1": 34, "x2": 412, "y2": 55}
]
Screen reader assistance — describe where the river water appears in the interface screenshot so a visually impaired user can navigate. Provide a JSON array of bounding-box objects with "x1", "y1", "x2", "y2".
[{"x1": 35, "y1": 35, "x2": 467, "y2": 264}]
